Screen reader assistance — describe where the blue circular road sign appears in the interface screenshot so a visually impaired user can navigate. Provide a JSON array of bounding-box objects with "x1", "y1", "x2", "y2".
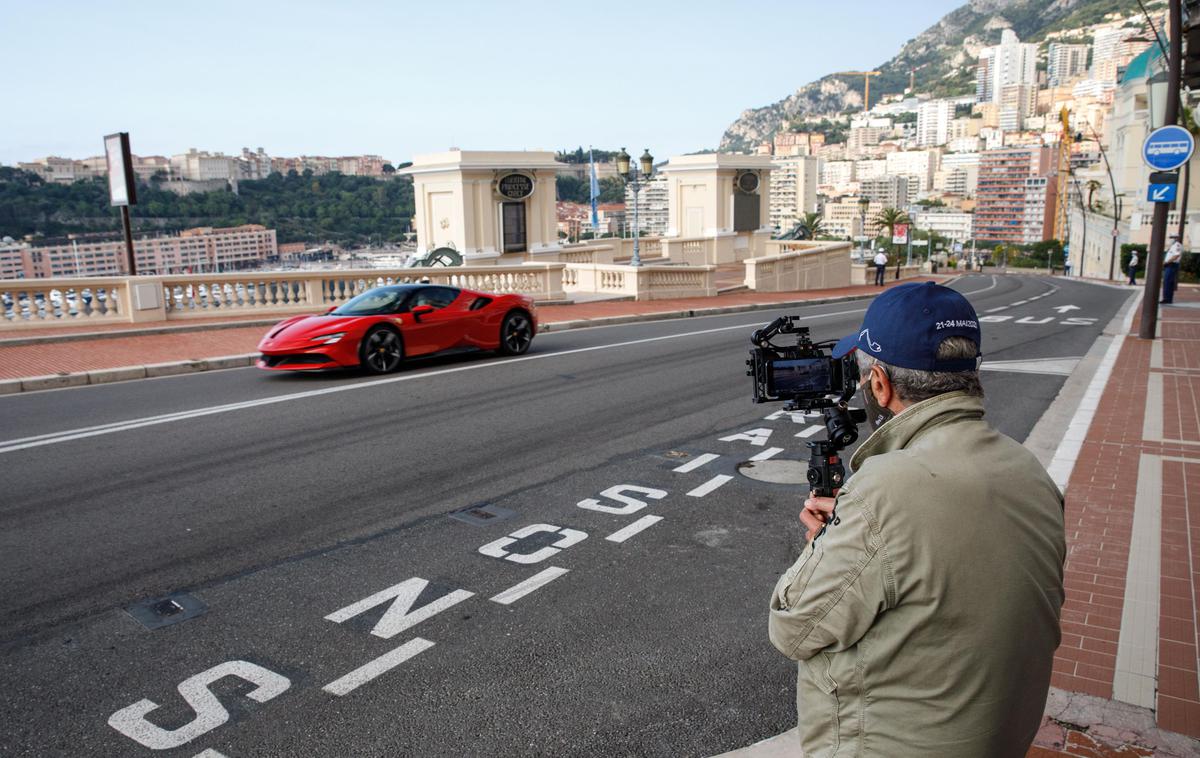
[{"x1": 1143, "y1": 125, "x2": 1195, "y2": 171}]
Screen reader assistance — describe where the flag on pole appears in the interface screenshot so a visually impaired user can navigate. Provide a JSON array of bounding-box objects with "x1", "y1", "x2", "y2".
[{"x1": 589, "y1": 148, "x2": 600, "y2": 230}]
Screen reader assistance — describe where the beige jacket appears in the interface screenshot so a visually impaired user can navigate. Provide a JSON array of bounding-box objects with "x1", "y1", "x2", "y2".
[{"x1": 768, "y1": 391, "x2": 1065, "y2": 757}]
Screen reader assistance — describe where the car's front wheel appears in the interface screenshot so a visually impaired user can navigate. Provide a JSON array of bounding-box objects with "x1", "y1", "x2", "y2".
[
  {"x1": 359, "y1": 326, "x2": 404, "y2": 374},
  {"x1": 497, "y1": 310, "x2": 533, "y2": 356}
]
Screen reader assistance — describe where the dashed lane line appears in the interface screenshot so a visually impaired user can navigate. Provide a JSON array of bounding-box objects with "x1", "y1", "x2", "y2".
[
  {"x1": 489, "y1": 566, "x2": 571, "y2": 605},
  {"x1": 673, "y1": 453, "x2": 719, "y2": 473},
  {"x1": 605, "y1": 515, "x2": 664, "y2": 543},
  {"x1": 795, "y1": 426, "x2": 822, "y2": 438},
  {"x1": 321, "y1": 637, "x2": 436, "y2": 697},
  {"x1": 687, "y1": 475, "x2": 734, "y2": 498},
  {"x1": 750, "y1": 447, "x2": 784, "y2": 461}
]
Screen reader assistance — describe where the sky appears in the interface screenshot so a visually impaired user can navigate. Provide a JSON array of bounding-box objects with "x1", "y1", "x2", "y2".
[{"x1": 0, "y1": 0, "x2": 965, "y2": 165}]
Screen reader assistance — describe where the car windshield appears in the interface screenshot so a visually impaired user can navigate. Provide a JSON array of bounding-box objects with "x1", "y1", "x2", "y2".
[{"x1": 330, "y1": 287, "x2": 410, "y2": 316}]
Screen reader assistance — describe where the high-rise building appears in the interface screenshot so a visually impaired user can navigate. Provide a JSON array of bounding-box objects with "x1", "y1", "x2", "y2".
[
  {"x1": 916, "y1": 100, "x2": 955, "y2": 147},
  {"x1": 858, "y1": 175, "x2": 911, "y2": 209},
  {"x1": 976, "y1": 29, "x2": 1037, "y2": 106},
  {"x1": 768, "y1": 155, "x2": 819, "y2": 231},
  {"x1": 1091, "y1": 27, "x2": 1126, "y2": 83},
  {"x1": 773, "y1": 132, "x2": 824, "y2": 157},
  {"x1": 820, "y1": 160, "x2": 856, "y2": 188},
  {"x1": 885, "y1": 150, "x2": 939, "y2": 194},
  {"x1": 822, "y1": 198, "x2": 881, "y2": 240},
  {"x1": 973, "y1": 146, "x2": 1057, "y2": 244},
  {"x1": 623, "y1": 174, "x2": 668, "y2": 236},
  {"x1": 1047, "y1": 43, "x2": 1089, "y2": 86}
]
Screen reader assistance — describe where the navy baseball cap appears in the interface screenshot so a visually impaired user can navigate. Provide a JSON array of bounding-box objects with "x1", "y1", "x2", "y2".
[{"x1": 832, "y1": 282, "x2": 981, "y2": 372}]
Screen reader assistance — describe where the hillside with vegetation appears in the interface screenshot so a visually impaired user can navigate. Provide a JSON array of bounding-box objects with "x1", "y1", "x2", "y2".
[
  {"x1": 0, "y1": 167, "x2": 415, "y2": 245},
  {"x1": 719, "y1": 0, "x2": 1161, "y2": 152}
]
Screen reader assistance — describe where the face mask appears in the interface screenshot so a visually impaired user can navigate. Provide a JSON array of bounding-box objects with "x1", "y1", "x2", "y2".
[{"x1": 859, "y1": 369, "x2": 894, "y2": 432}]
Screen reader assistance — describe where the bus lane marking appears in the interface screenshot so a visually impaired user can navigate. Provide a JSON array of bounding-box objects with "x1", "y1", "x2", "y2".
[
  {"x1": 687, "y1": 475, "x2": 733, "y2": 498},
  {"x1": 673, "y1": 453, "x2": 719, "y2": 473},
  {"x1": 490, "y1": 567, "x2": 571, "y2": 605}
]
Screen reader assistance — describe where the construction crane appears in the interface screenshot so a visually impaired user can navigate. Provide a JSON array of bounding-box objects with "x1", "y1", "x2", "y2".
[
  {"x1": 1054, "y1": 107, "x2": 1073, "y2": 245},
  {"x1": 837, "y1": 70, "x2": 882, "y2": 112},
  {"x1": 908, "y1": 63, "x2": 929, "y2": 93}
]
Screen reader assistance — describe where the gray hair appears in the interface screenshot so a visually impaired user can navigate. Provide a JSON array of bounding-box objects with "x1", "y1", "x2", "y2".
[{"x1": 854, "y1": 336, "x2": 983, "y2": 403}]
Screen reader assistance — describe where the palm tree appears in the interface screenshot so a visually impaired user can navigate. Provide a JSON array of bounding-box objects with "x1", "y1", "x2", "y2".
[
  {"x1": 874, "y1": 207, "x2": 911, "y2": 252},
  {"x1": 800, "y1": 212, "x2": 826, "y2": 239},
  {"x1": 1085, "y1": 180, "x2": 1102, "y2": 212}
]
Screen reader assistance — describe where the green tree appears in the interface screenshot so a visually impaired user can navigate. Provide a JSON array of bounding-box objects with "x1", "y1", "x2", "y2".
[
  {"x1": 873, "y1": 207, "x2": 911, "y2": 255},
  {"x1": 800, "y1": 212, "x2": 826, "y2": 238}
]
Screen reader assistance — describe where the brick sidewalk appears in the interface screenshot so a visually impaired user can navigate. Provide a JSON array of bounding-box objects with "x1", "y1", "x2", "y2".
[
  {"x1": 1031, "y1": 286, "x2": 1200, "y2": 757},
  {"x1": 0, "y1": 278, "x2": 934, "y2": 382}
]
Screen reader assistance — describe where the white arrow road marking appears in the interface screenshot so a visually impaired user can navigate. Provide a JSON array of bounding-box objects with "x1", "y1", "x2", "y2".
[
  {"x1": 673, "y1": 453, "x2": 719, "y2": 473},
  {"x1": 489, "y1": 566, "x2": 571, "y2": 605},
  {"x1": 605, "y1": 515, "x2": 664, "y2": 544},
  {"x1": 980, "y1": 357, "x2": 1082, "y2": 376},
  {"x1": 1053, "y1": 305, "x2": 1081, "y2": 314},
  {"x1": 322, "y1": 638, "x2": 435, "y2": 696}
]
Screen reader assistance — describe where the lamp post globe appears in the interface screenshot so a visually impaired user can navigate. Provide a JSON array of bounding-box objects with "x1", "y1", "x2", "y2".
[
  {"x1": 639, "y1": 149, "x2": 654, "y2": 178},
  {"x1": 616, "y1": 147, "x2": 631, "y2": 179}
]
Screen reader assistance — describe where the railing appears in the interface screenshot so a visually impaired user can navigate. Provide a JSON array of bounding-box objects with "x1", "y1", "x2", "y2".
[
  {"x1": 744, "y1": 241, "x2": 853, "y2": 292},
  {"x1": 562, "y1": 263, "x2": 717, "y2": 301},
  {"x1": 0, "y1": 264, "x2": 567, "y2": 331},
  {"x1": 850, "y1": 262, "x2": 923, "y2": 286},
  {"x1": 0, "y1": 277, "x2": 127, "y2": 327},
  {"x1": 660, "y1": 237, "x2": 716, "y2": 266}
]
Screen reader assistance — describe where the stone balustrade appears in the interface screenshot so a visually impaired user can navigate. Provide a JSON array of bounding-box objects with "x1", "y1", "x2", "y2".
[
  {"x1": 744, "y1": 241, "x2": 852, "y2": 292},
  {"x1": 562, "y1": 263, "x2": 717, "y2": 301},
  {"x1": 850, "y1": 262, "x2": 923, "y2": 286},
  {"x1": 0, "y1": 264, "x2": 566, "y2": 331}
]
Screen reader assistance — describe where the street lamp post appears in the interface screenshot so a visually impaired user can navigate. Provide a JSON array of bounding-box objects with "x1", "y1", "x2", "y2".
[
  {"x1": 616, "y1": 147, "x2": 654, "y2": 267},
  {"x1": 857, "y1": 197, "x2": 870, "y2": 255},
  {"x1": 1080, "y1": 124, "x2": 1123, "y2": 280}
]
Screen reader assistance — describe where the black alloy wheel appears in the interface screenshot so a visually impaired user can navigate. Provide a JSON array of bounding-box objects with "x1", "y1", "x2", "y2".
[
  {"x1": 498, "y1": 311, "x2": 533, "y2": 356},
  {"x1": 359, "y1": 327, "x2": 404, "y2": 374}
]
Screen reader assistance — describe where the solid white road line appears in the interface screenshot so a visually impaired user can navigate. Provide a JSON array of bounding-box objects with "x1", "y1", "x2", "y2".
[
  {"x1": 605, "y1": 515, "x2": 664, "y2": 543},
  {"x1": 321, "y1": 637, "x2": 435, "y2": 696},
  {"x1": 489, "y1": 566, "x2": 570, "y2": 605},
  {"x1": 673, "y1": 453, "x2": 719, "y2": 473},
  {"x1": 0, "y1": 279, "x2": 1006, "y2": 455},
  {"x1": 687, "y1": 475, "x2": 733, "y2": 497},
  {"x1": 750, "y1": 447, "x2": 784, "y2": 461}
]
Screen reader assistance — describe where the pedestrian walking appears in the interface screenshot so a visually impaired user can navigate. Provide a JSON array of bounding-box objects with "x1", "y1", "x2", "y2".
[
  {"x1": 1127, "y1": 251, "x2": 1139, "y2": 286},
  {"x1": 1163, "y1": 236, "x2": 1183, "y2": 304},
  {"x1": 873, "y1": 251, "x2": 888, "y2": 287}
]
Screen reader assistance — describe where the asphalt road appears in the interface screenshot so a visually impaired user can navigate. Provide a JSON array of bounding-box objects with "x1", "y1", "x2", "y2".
[{"x1": 0, "y1": 274, "x2": 1131, "y2": 757}]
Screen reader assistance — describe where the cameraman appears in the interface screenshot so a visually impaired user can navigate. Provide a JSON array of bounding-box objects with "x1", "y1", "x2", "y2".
[{"x1": 768, "y1": 282, "x2": 1065, "y2": 757}]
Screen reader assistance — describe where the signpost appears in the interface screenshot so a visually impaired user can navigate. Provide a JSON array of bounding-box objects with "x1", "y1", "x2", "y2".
[{"x1": 103, "y1": 133, "x2": 138, "y2": 275}]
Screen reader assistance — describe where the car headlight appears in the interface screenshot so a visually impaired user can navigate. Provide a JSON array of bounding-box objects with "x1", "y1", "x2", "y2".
[{"x1": 310, "y1": 332, "x2": 346, "y2": 345}]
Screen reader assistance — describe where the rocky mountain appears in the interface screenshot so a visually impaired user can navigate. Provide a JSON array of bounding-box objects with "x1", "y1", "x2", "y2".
[{"x1": 719, "y1": 0, "x2": 1156, "y2": 152}]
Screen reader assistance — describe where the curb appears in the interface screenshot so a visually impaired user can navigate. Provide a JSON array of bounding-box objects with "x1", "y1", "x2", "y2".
[{"x1": 0, "y1": 284, "x2": 949, "y2": 395}]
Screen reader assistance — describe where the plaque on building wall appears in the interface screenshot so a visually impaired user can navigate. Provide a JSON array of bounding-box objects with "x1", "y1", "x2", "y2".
[
  {"x1": 736, "y1": 171, "x2": 760, "y2": 194},
  {"x1": 496, "y1": 173, "x2": 535, "y2": 200}
]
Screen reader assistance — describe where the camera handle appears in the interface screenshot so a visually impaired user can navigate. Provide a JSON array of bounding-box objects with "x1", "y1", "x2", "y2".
[{"x1": 786, "y1": 404, "x2": 865, "y2": 545}]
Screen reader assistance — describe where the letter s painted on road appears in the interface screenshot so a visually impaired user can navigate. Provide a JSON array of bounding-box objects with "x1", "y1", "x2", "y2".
[{"x1": 108, "y1": 660, "x2": 290, "y2": 750}]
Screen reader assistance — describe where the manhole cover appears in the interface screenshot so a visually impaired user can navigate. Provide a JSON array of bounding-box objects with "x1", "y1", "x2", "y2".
[
  {"x1": 125, "y1": 592, "x2": 207, "y2": 630},
  {"x1": 450, "y1": 504, "x2": 516, "y2": 526},
  {"x1": 737, "y1": 459, "x2": 809, "y2": 485}
]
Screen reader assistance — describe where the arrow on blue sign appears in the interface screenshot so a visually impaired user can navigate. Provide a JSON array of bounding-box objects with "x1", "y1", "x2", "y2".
[{"x1": 1148, "y1": 183, "x2": 1178, "y2": 203}]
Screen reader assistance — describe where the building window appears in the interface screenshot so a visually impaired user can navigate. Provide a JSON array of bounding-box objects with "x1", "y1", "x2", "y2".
[{"x1": 501, "y1": 202, "x2": 526, "y2": 253}]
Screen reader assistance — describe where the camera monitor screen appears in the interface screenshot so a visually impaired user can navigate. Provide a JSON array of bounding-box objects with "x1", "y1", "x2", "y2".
[{"x1": 771, "y1": 358, "x2": 833, "y2": 395}]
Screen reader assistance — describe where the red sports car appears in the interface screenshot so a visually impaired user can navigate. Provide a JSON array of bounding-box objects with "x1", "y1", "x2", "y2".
[{"x1": 257, "y1": 284, "x2": 537, "y2": 373}]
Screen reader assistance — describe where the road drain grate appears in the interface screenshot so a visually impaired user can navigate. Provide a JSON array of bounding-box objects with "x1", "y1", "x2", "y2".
[
  {"x1": 450, "y1": 504, "x2": 516, "y2": 526},
  {"x1": 125, "y1": 592, "x2": 208, "y2": 630}
]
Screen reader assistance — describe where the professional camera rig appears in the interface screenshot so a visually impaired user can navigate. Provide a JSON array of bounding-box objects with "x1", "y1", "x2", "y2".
[{"x1": 746, "y1": 317, "x2": 867, "y2": 499}]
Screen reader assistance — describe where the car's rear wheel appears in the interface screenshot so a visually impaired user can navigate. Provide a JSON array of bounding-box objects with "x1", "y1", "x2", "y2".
[
  {"x1": 359, "y1": 326, "x2": 404, "y2": 374},
  {"x1": 497, "y1": 310, "x2": 533, "y2": 356}
]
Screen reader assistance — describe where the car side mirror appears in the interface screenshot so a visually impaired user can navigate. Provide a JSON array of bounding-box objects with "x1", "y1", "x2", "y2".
[{"x1": 411, "y1": 304, "x2": 435, "y2": 322}]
